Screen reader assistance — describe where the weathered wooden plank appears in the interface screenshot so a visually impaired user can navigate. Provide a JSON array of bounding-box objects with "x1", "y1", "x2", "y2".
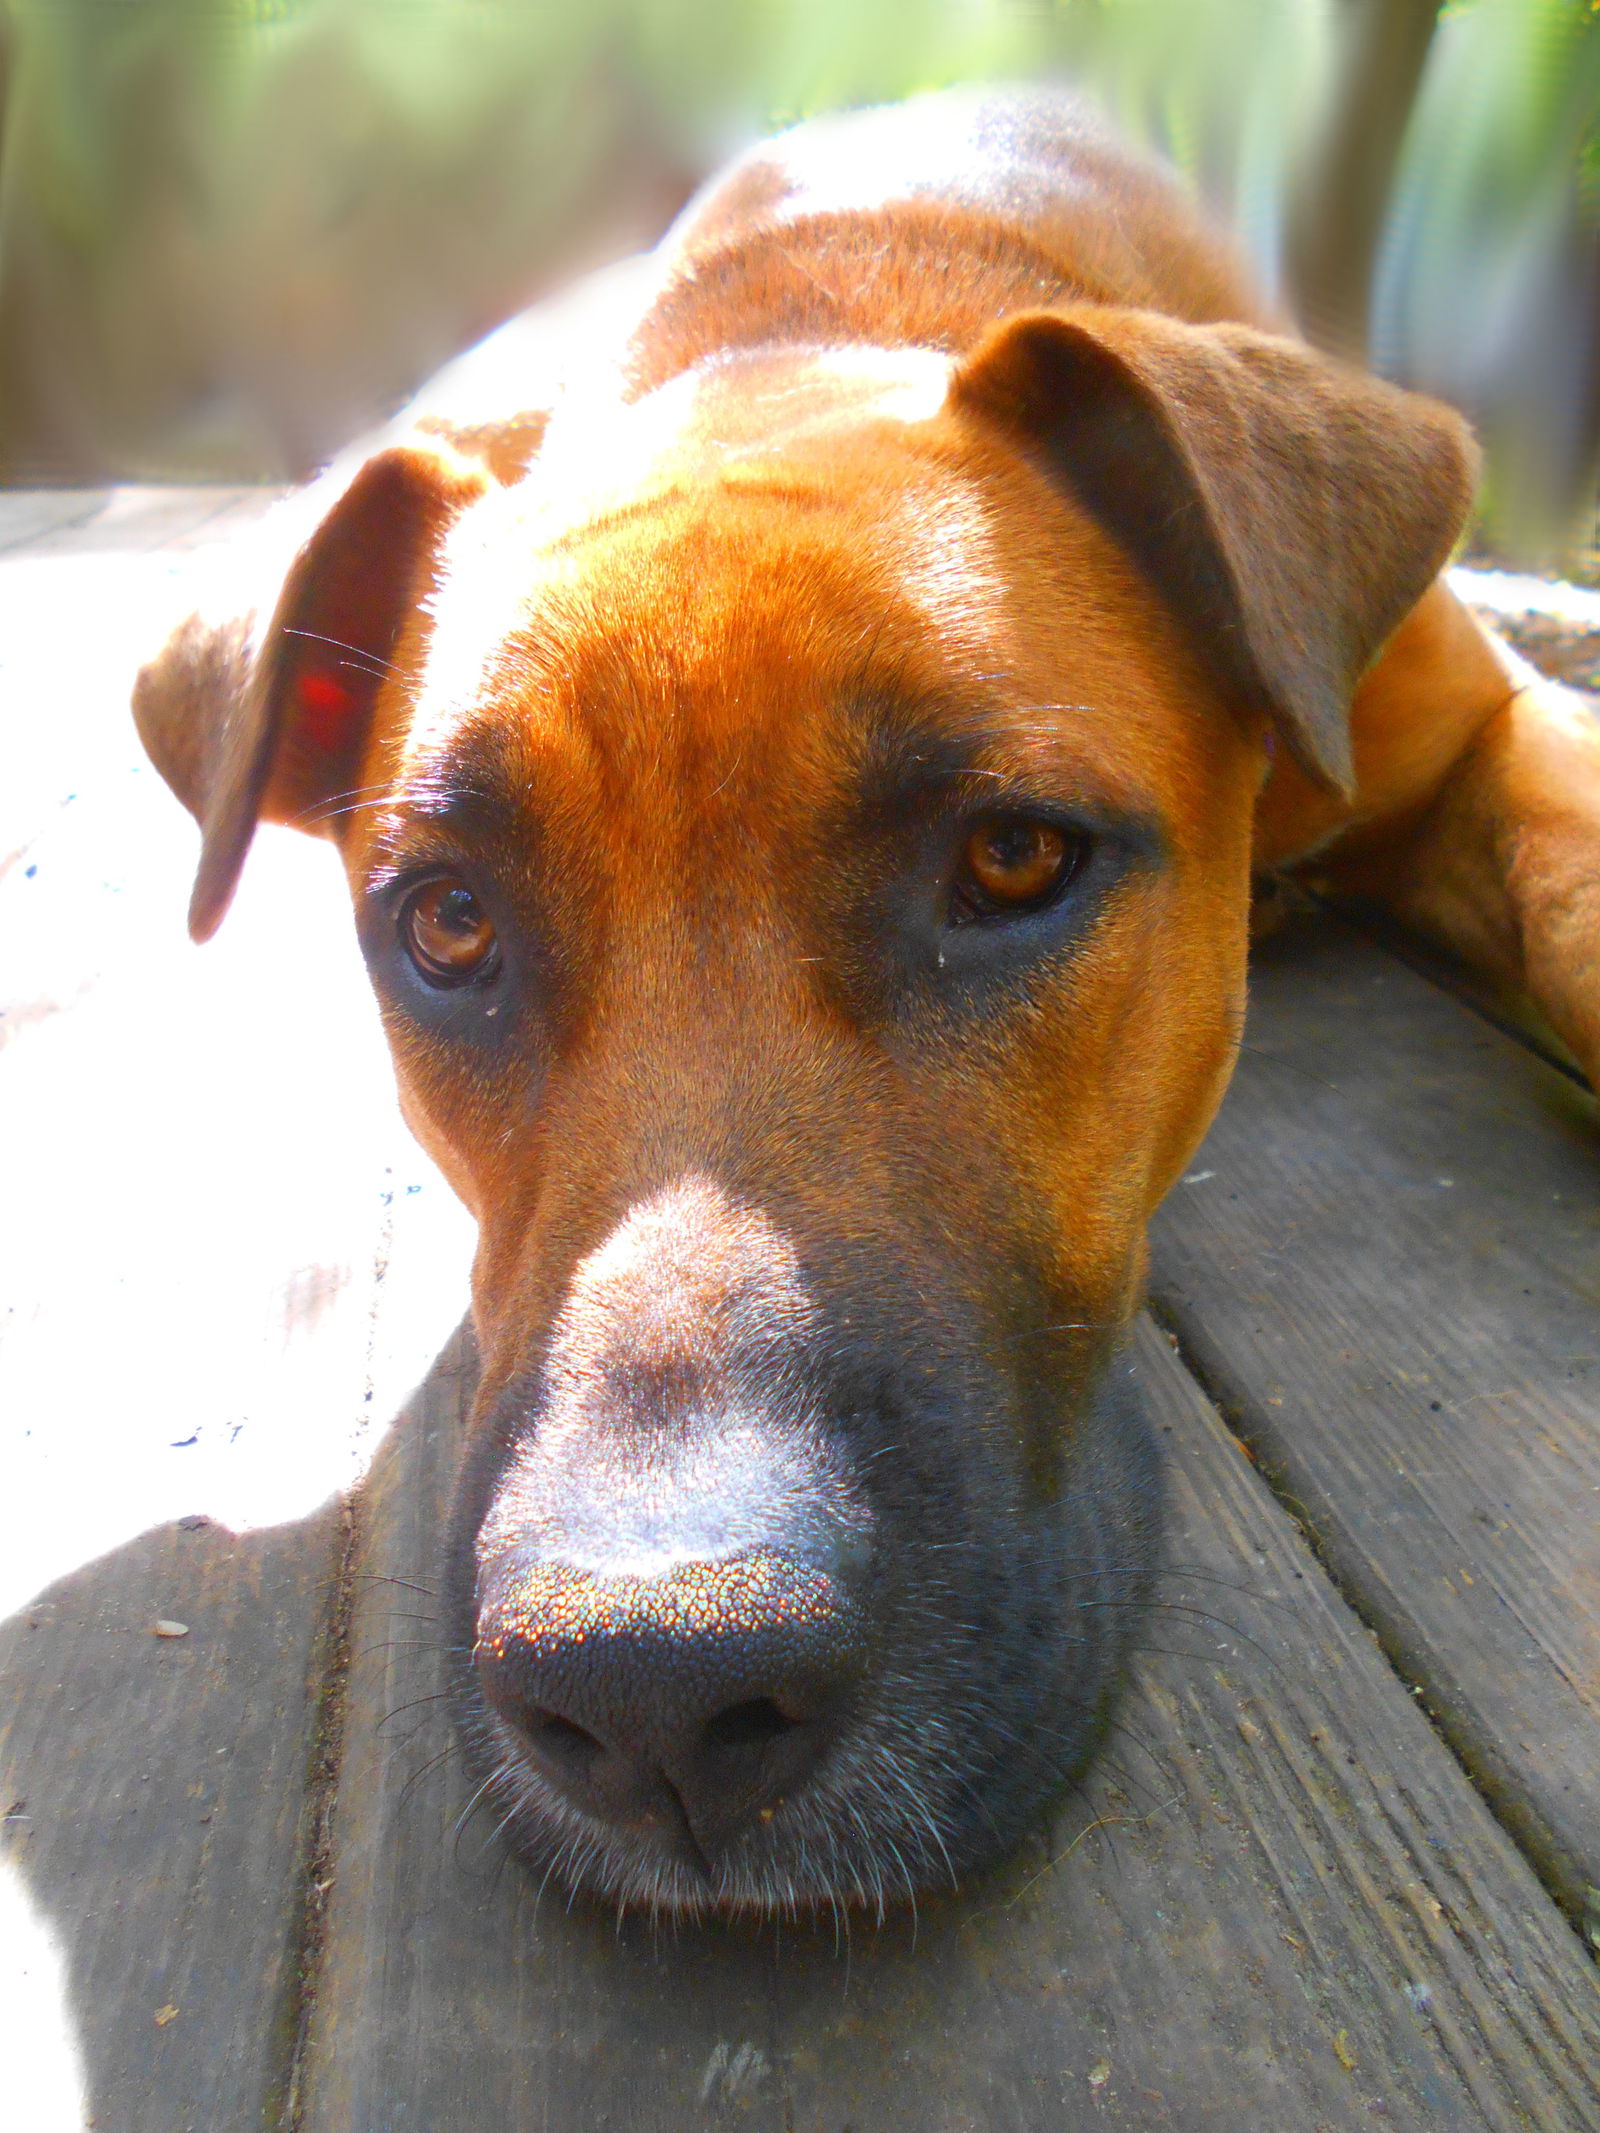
[
  {"x1": 1150, "y1": 911, "x2": 1600, "y2": 1936},
  {"x1": 299, "y1": 1318, "x2": 1600, "y2": 2133},
  {"x1": 0, "y1": 1511, "x2": 345, "y2": 2130},
  {"x1": 0, "y1": 497, "x2": 399, "y2": 2132},
  {"x1": 6, "y1": 484, "x2": 281, "y2": 558},
  {"x1": 0, "y1": 489, "x2": 113, "y2": 554},
  {"x1": 1327, "y1": 895, "x2": 1591, "y2": 1092}
]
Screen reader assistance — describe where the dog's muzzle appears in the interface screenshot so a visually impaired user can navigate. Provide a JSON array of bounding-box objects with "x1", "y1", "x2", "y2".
[
  {"x1": 474, "y1": 1426, "x2": 875, "y2": 1869},
  {"x1": 447, "y1": 1177, "x2": 1159, "y2": 1915}
]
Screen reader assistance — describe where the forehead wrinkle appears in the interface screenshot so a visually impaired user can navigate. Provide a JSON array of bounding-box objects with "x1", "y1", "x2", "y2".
[
  {"x1": 852, "y1": 699, "x2": 1029, "y2": 799},
  {"x1": 535, "y1": 471, "x2": 847, "y2": 563}
]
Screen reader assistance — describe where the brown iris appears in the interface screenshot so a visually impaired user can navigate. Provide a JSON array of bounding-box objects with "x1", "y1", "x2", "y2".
[
  {"x1": 954, "y1": 815, "x2": 1083, "y2": 920},
  {"x1": 402, "y1": 877, "x2": 498, "y2": 983}
]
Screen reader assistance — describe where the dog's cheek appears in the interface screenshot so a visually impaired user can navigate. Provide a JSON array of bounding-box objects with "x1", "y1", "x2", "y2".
[
  {"x1": 887, "y1": 944, "x2": 1157, "y2": 1316},
  {"x1": 895, "y1": 889, "x2": 1243, "y2": 1358},
  {"x1": 1019, "y1": 794, "x2": 1255, "y2": 1219},
  {"x1": 378, "y1": 1015, "x2": 544, "y2": 1227},
  {"x1": 393, "y1": 1073, "x2": 484, "y2": 1218}
]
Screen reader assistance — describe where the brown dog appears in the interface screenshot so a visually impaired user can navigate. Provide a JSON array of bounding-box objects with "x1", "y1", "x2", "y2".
[{"x1": 134, "y1": 89, "x2": 1600, "y2": 1916}]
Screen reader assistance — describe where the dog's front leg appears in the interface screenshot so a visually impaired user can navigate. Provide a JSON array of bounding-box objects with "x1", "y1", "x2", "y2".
[
  {"x1": 1354, "y1": 661, "x2": 1600, "y2": 1080},
  {"x1": 1259, "y1": 583, "x2": 1600, "y2": 1086}
]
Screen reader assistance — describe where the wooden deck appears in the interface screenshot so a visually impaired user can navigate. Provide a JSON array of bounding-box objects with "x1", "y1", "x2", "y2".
[{"x1": 2, "y1": 488, "x2": 1597, "y2": 2132}]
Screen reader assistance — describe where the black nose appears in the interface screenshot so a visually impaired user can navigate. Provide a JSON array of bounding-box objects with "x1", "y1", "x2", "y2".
[{"x1": 476, "y1": 1547, "x2": 867, "y2": 1863}]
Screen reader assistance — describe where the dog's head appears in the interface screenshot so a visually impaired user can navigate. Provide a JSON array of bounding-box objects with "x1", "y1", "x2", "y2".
[{"x1": 136, "y1": 307, "x2": 1472, "y2": 1913}]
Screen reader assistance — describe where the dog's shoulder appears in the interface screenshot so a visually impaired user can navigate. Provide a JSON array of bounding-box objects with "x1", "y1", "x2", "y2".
[{"x1": 631, "y1": 86, "x2": 1267, "y2": 382}]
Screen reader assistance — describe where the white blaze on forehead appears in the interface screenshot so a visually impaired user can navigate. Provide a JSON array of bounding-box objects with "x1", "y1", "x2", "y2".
[
  {"x1": 397, "y1": 483, "x2": 569, "y2": 777},
  {"x1": 885, "y1": 475, "x2": 1011, "y2": 660},
  {"x1": 545, "y1": 1176, "x2": 819, "y2": 1403},
  {"x1": 532, "y1": 342, "x2": 954, "y2": 530}
]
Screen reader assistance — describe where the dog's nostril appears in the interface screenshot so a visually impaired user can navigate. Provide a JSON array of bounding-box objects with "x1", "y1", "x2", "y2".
[
  {"x1": 702, "y1": 1697, "x2": 802, "y2": 1752},
  {"x1": 527, "y1": 1709, "x2": 603, "y2": 1764},
  {"x1": 477, "y1": 1542, "x2": 870, "y2": 1854}
]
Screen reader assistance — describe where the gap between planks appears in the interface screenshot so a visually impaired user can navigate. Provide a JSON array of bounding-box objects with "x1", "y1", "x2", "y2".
[{"x1": 1151, "y1": 908, "x2": 1600, "y2": 1952}]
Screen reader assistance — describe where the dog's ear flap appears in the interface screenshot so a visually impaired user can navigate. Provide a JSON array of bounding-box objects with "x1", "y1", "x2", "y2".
[
  {"x1": 134, "y1": 441, "x2": 487, "y2": 941},
  {"x1": 948, "y1": 307, "x2": 1479, "y2": 793}
]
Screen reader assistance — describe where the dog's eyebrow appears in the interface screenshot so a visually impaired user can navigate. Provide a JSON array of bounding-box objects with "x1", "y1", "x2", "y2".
[
  {"x1": 848, "y1": 694, "x2": 1168, "y2": 858},
  {"x1": 851, "y1": 697, "x2": 1087, "y2": 805},
  {"x1": 371, "y1": 727, "x2": 532, "y2": 863}
]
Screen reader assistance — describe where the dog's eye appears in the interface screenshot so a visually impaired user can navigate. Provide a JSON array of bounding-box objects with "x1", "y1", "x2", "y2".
[
  {"x1": 951, "y1": 815, "x2": 1087, "y2": 923},
  {"x1": 401, "y1": 877, "x2": 498, "y2": 984}
]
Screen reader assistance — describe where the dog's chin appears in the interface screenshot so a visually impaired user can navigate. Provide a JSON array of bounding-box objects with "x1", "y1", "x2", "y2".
[{"x1": 444, "y1": 1355, "x2": 1161, "y2": 1921}]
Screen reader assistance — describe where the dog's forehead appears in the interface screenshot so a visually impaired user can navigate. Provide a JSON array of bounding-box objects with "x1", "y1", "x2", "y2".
[
  {"x1": 539, "y1": 342, "x2": 955, "y2": 503},
  {"x1": 423, "y1": 345, "x2": 970, "y2": 646},
  {"x1": 390, "y1": 355, "x2": 1217, "y2": 848},
  {"x1": 408, "y1": 418, "x2": 1015, "y2": 780}
]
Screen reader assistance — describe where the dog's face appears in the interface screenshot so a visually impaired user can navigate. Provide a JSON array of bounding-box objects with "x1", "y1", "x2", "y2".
[
  {"x1": 135, "y1": 310, "x2": 1472, "y2": 1912},
  {"x1": 372, "y1": 347, "x2": 1262, "y2": 1316}
]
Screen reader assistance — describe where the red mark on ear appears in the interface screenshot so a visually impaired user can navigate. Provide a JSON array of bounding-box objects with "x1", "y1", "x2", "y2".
[{"x1": 297, "y1": 668, "x2": 358, "y2": 751}]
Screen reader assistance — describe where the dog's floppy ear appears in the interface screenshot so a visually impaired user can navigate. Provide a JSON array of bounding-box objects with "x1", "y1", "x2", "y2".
[
  {"x1": 948, "y1": 307, "x2": 1478, "y2": 792},
  {"x1": 134, "y1": 440, "x2": 487, "y2": 941}
]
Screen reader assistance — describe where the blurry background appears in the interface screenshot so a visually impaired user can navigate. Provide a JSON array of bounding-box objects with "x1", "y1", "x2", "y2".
[{"x1": 0, "y1": 0, "x2": 1596, "y2": 561}]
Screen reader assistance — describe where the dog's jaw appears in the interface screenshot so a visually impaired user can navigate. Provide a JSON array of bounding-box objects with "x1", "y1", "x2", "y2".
[{"x1": 443, "y1": 1242, "x2": 1161, "y2": 1920}]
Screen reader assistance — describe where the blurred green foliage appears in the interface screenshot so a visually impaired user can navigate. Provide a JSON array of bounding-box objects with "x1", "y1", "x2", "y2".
[
  {"x1": 0, "y1": 0, "x2": 1596, "y2": 557},
  {"x1": 1377, "y1": 0, "x2": 1600, "y2": 553}
]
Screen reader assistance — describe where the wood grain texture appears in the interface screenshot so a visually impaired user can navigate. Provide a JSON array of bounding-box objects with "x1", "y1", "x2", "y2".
[
  {"x1": 298, "y1": 1320, "x2": 1600, "y2": 2133},
  {"x1": 1150, "y1": 911, "x2": 1600, "y2": 1934},
  {"x1": 0, "y1": 489, "x2": 113, "y2": 553},
  {"x1": 8, "y1": 484, "x2": 281, "y2": 558},
  {"x1": 0, "y1": 1512, "x2": 343, "y2": 2131}
]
